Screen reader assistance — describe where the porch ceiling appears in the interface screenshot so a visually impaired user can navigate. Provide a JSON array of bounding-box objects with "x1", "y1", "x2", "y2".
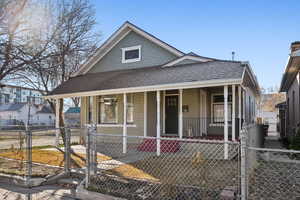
[{"x1": 46, "y1": 61, "x2": 245, "y2": 99}]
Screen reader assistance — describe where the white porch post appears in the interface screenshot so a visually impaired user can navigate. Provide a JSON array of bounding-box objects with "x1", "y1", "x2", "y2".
[
  {"x1": 238, "y1": 86, "x2": 242, "y2": 134},
  {"x1": 144, "y1": 92, "x2": 147, "y2": 137},
  {"x1": 232, "y1": 85, "x2": 236, "y2": 141},
  {"x1": 163, "y1": 91, "x2": 166, "y2": 134},
  {"x1": 156, "y1": 91, "x2": 161, "y2": 156},
  {"x1": 179, "y1": 89, "x2": 183, "y2": 139},
  {"x1": 55, "y1": 98, "x2": 61, "y2": 146},
  {"x1": 224, "y1": 86, "x2": 229, "y2": 159},
  {"x1": 123, "y1": 93, "x2": 127, "y2": 154}
]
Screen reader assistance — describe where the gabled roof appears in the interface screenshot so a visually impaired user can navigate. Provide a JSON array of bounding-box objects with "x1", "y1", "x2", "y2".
[
  {"x1": 65, "y1": 107, "x2": 80, "y2": 114},
  {"x1": 0, "y1": 103, "x2": 26, "y2": 112},
  {"x1": 75, "y1": 21, "x2": 185, "y2": 75},
  {"x1": 162, "y1": 53, "x2": 215, "y2": 67},
  {"x1": 47, "y1": 61, "x2": 246, "y2": 98},
  {"x1": 36, "y1": 106, "x2": 53, "y2": 114}
]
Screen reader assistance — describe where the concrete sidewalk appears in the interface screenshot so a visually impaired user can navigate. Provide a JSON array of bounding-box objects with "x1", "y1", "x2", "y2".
[
  {"x1": 264, "y1": 130, "x2": 284, "y2": 149},
  {"x1": 0, "y1": 181, "x2": 78, "y2": 200}
]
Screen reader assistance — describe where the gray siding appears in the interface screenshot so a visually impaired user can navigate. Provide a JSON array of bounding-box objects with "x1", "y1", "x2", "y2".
[
  {"x1": 286, "y1": 72, "x2": 300, "y2": 138},
  {"x1": 88, "y1": 31, "x2": 178, "y2": 73}
]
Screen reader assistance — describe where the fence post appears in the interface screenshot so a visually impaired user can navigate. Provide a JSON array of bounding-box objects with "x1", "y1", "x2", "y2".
[
  {"x1": 85, "y1": 126, "x2": 91, "y2": 188},
  {"x1": 91, "y1": 124, "x2": 97, "y2": 175},
  {"x1": 240, "y1": 128, "x2": 247, "y2": 200},
  {"x1": 25, "y1": 127, "x2": 32, "y2": 187},
  {"x1": 64, "y1": 127, "x2": 71, "y2": 173}
]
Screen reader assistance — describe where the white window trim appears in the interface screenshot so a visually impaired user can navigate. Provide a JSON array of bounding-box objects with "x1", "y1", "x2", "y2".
[
  {"x1": 210, "y1": 93, "x2": 233, "y2": 126},
  {"x1": 121, "y1": 45, "x2": 141, "y2": 63},
  {"x1": 99, "y1": 96, "x2": 119, "y2": 124}
]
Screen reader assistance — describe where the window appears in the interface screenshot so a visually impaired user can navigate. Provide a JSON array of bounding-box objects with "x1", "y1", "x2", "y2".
[
  {"x1": 99, "y1": 96, "x2": 118, "y2": 123},
  {"x1": 211, "y1": 94, "x2": 232, "y2": 123},
  {"x1": 127, "y1": 94, "x2": 134, "y2": 123},
  {"x1": 122, "y1": 45, "x2": 141, "y2": 63}
]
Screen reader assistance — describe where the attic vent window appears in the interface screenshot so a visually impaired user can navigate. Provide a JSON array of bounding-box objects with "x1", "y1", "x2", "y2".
[{"x1": 122, "y1": 45, "x2": 141, "y2": 63}]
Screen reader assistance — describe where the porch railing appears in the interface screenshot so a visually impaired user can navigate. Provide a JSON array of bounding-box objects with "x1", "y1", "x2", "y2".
[{"x1": 183, "y1": 117, "x2": 242, "y2": 138}]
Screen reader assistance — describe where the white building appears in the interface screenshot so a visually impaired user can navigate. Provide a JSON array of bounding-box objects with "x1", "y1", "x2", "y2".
[
  {"x1": 0, "y1": 103, "x2": 55, "y2": 126},
  {"x1": 0, "y1": 84, "x2": 44, "y2": 105}
]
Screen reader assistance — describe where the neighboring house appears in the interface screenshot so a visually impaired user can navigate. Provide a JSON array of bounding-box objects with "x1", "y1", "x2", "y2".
[
  {"x1": 0, "y1": 84, "x2": 44, "y2": 105},
  {"x1": 47, "y1": 21, "x2": 260, "y2": 144},
  {"x1": 0, "y1": 103, "x2": 55, "y2": 126},
  {"x1": 64, "y1": 107, "x2": 80, "y2": 127},
  {"x1": 260, "y1": 93, "x2": 285, "y2": 137},
  {"x1": 275, "y1": 101, "x2": 287, "y2": 139},
  {"x1": 280, "y1": 41, "x2": 300, "y2": 140}
]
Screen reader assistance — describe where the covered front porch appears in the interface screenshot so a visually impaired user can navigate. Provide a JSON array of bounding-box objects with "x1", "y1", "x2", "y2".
[{"x1": 53, "y1": 83, "x2": 246, "y2": 159}]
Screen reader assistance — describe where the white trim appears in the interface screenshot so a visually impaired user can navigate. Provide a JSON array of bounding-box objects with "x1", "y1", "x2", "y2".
[
  {"x1": 144, "y1": 92, "x2": 147, "y2": 137},
  {"x1": 76, "y1": 29, "x2": 131, "y2": 75},
  {"x1": 210, "y1": 92, "x2": 232, "y2": 124},
  {"x1": 224, "y1": 85, "x2": 229, "y2": 159},
  {"x1": 75, "y1": 22, "x2": 184, "y2": 75},
  {"x1": 123, "y1": 93, "x2": 127, "y2": 154},
  {"x1": 232, "y1": 85, "x2": 236, "y2": 141},
  {"x1": 179, "y1": 89, "x2": 183, "y2": 139},
  {"x1": 163, "y1": 55, "x2": 212, "y2": 67},
  {"x1": 156, "y1": 91, "x2": 161, "y2": 156},
  {"x1": 97, "y1": 123, "x2": 136, "y2": 128},
  {"x1": 121, "y1": 45, "x2": 141, "y2": 63},
  {"x1": 46, "y1": 78, "x2": 242, "y2": 99},
  {"x1": 162, "y1": 91, "x2": 166, "y2": 134},
  {"x1": 238, "y1": 85, "x2": 242, "y2": 134}
]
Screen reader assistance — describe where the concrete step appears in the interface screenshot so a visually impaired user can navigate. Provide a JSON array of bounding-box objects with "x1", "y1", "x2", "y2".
[{"x1": 58, "y1": 178, "x2": 81, "y2": 186}]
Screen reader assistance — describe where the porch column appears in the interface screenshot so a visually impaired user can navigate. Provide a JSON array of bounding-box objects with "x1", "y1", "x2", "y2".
[
  {"x1": 232, "y1": 85, "x2": 236, "y2": 141},
  {"x1": 238, "y1": 86, "x2": 242, "y2": 134},
  {"x1": 163, "y1": 91, "x2": 166, "y2": 134},
  {"x1": 179, "y1": 89, "x2": 183, "y2": 139},
  {"x1": 123, "y1": 93, "x2": 127, "y2": 154},
  {"x1": 55, "y1": 98, "x2": 62, "y2": 146},
  {"x1": 144, "y1": 92, "x2": 147, "y2": 137},
  {"x1": 224, "y1": 86, "x2": 229, "y2": 159},
  {"x1": 156, "y1": 91, "x2": 161, "y2": 156}
]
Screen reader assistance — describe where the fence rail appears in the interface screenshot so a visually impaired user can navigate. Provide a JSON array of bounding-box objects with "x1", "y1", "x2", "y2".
[{"x1": 85, "y1": 128, "x2": 241, "y2": 199}]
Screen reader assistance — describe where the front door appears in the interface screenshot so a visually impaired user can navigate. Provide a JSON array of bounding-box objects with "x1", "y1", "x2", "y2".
[{"x1": 165, "y1": 95, "x2": 178, "y2": 134}]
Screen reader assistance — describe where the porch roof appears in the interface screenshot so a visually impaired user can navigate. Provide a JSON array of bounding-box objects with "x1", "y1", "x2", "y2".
[{"x1": 47, "y1": 61, "x2": 246, "y2": 98}]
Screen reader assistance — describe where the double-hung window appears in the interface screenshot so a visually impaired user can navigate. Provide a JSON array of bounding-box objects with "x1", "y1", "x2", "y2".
[
  {"x1": 212, "y1": 94, "x2": 232, "y2": 123},
  {"x1": 99, "y1": 96, "x2": 118, "y2": 124}
]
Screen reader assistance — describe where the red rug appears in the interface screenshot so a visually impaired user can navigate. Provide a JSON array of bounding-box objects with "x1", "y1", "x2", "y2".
[{"x1": 137, "y1": 139, "x2": 180, "y2": 153}]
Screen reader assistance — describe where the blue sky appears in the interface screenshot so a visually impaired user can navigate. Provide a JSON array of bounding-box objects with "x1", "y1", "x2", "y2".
[{"x1": 91, "y1": 0, "x2": 300, "y2": 89}]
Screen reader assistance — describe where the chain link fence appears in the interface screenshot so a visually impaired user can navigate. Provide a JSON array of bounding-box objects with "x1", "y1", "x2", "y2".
[
  {"x1": 241, "y1": 126, "x2": 300, "y2": 200},
  {"x1": 85, "y1": 129, "x2": 241, "y2": 200},
  {"x1": 0, "y1": 125, "x2": 84, "y2": 186}
]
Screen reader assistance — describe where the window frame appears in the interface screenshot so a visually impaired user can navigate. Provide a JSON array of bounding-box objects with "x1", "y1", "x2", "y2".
[
  {"x1": 126, "y1": 94, "x2": 134, "y2": 124},
  {"x1": 98, "y1": 96, "x2": 118, "y2": 124},
  {"x1": 121, "y1": 45, "x2": 141, "y2": 63},
  {"x1": 211, "y1": 93, "x2": 233, "y2": 124}
]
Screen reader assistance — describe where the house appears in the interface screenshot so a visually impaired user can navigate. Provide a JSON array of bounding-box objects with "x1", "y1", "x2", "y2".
[
  {"x1": 275, "y1": 101, "x2": 287, "y2": 139},
  {"x1": 47, "y1": 21, "x2": 260, "y2": 154},
  {"x1": 280, "y1": 41, "x2": 300, "y2": 140},
  {"x1": 0, "y1": 84, "x2": 44, "y2": 104},
  {"x1": 0, "y1": 103, "x2": 55, "y2": 126},
  {"x1": 64, "y1": 107, "x2": 80, "y2": 127}
]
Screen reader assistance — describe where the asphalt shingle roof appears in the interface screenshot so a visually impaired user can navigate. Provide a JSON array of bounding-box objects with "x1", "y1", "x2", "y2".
[
  {"x1": 65, "y1": 107, "x2": 80, "y2": 113},
  {"x1": 49, "y1": 61, "x2": 245, "y2": 96},
  {"x1": 0, "y1": 103, "x2": 26, "y2": 112}
]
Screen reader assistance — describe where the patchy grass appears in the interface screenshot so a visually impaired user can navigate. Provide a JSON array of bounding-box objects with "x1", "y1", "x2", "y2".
[
  {"x1": 106, "y1": 156, "x2": 239, "y2": 190},
  {"x1": 0, "y1": 149, "x2": 111, "y2": 168}
]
